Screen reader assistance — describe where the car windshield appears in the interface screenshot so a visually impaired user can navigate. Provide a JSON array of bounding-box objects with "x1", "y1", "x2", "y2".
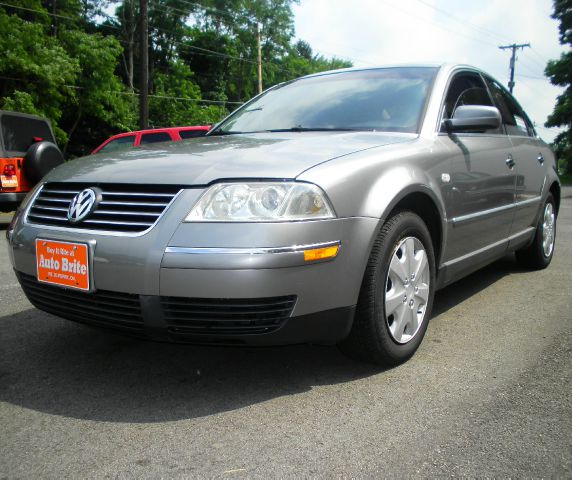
[
  {"x1": 216, "y1": 67, "x2": 437, "y2": 134},
  {"x1": 98, "y1": 135, "x2": 134, "y2": 153}
]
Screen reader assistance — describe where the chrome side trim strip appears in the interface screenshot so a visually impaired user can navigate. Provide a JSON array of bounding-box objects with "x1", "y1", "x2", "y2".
[
  {"x1": 165, "y1": 241, "x2": 341, "y2": 256},
  {"x1": 452, "y1": 196, "x2": 542, "y2": 224},
  {"x1": 516, "y1": 196, "x2": 542, "y2": 207},
  {"x1": 443, "y1": 227, "x2": 535, "y2": 268}
]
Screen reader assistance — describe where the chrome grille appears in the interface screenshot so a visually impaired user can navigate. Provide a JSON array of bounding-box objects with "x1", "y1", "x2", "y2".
[{"x1": 27, "y1": 183, "x2": 181, "y2": 233}]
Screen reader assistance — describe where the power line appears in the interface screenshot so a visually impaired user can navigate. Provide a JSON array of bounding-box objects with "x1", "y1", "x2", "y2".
[
  {"x1": 0, "y1": 0, "x2": 75, "y2": 21},
  {"x1": 0, "y1": 75, "x2": 242, "y2": 105},
  {"x1": 378, "y1": 0, "x2": 498, "y2": 49},
  {"x1": 413, "y1": 0, "x2": 513, "y2": 45},
  {"x1": 518, "y1": 73, "x2": 547, "y2": 81},
  {"x1": 0, "y1": 1, "x2": 307, "y2": 82}
]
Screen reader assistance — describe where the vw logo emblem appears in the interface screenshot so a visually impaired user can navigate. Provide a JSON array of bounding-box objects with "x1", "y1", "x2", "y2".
[{"x1": 67, "y1": 188, "x2": 97, "y2": 223}]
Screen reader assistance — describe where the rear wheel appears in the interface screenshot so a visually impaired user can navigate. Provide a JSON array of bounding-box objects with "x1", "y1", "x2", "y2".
[
  {"x1": 339, "y1": 211, "x2": 436, "y2": 366},
  {"x1": 515, "y1": 193, "x2": 556, "y2": 269}
]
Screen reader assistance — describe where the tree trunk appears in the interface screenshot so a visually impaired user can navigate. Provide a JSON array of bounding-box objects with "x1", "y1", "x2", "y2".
[
  {"x1": 127, "y1": 0, "x2": 135, "y2": 91},
  {"x1": 63, "y1": 106, "x2": 82, "y2": 157}
]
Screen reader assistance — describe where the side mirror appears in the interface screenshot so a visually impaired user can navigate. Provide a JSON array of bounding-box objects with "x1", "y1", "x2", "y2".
[{"x1": 443, "y1": 105, "x2": 502, "y2": 133}]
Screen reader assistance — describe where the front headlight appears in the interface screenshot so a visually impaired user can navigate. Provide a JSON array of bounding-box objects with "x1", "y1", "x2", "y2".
[{"x1": 185, "y1": 182, "x2": 336, "y2": 222}]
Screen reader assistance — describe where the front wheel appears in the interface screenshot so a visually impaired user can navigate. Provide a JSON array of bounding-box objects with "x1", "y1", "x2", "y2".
[{"x1": 339, "y1": 211, "x2": 436, "y2": 366}]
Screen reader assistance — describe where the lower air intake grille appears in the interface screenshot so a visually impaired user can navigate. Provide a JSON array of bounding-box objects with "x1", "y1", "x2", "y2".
[
  {"x1": 27, "y1": 182, "x2": 181, "y2": 233},
  {"x1": 162, "y1": 295, "x2": 297, "y2": 336},
  {"x1": 17, "y1": 273, "x2": 144, "y2": 333}
]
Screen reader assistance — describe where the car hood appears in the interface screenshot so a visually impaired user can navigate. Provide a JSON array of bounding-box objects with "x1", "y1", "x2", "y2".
[{"x1": 46, "y1": 132, "x2": 417, "y2": 185}]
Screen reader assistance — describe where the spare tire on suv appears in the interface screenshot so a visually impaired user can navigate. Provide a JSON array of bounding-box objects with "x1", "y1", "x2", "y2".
[{"x1": 24, "y1": 141, "x2": 64, "y2": 184}]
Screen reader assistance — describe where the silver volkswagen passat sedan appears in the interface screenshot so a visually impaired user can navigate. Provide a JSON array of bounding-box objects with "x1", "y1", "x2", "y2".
[{"x1": 6, "y1": 64, "x2": 560, "y2": 365}]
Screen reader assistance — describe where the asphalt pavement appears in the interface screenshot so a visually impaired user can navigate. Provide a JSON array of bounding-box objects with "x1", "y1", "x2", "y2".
[{"x1": 1, "y1": 190, "x2": 571, "y2": 478}]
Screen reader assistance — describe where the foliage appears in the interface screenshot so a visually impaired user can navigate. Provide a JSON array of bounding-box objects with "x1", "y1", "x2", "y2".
[
  {"x1": 1, "y1": 0, "x2": 352, "y2": 158},
  {"x1": 546, "y1": 0, "x2": 572, "y2": 173},
  {"x1": 58, "y1": 29, "x2": 136, "y2": 155},
  {"x1": 0, "y1": 9, "x2": 79, "y2": 144},
  {"x1": 149, "y1": 60, "x2": 227, "y2": 127}
]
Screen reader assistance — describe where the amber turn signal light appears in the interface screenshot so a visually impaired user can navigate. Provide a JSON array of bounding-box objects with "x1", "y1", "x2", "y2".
[{"x1": 303, "y1": 244, "x2": 340, "y2": 262}]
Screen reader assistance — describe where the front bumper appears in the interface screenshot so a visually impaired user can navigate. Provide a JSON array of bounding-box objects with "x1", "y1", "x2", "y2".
[
  {"x1": 16, "y1": 270, "x2": 355, "y2": 345},
  {"x1": 9, "y1": 189, "x2": 378, "y2": 344}
]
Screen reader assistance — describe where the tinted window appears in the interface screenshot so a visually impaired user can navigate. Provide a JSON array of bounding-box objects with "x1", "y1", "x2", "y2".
[
  {"x1": 98, "y1": 135, "x2": 134, "y2": 153},
  {"x1": 1, "y1": 115, "x2": 55, "y2": 153},
  {"x1": 140, "y1": 132, "x2": 172, "y2": 144},
  {"x1": 218, "y1": 67, "x2": 437, "y2": 134},
  {"x1": 485, "y1": 77, "x2": 535, "y2": 137},
  {"x1": 180, "y1": 129, "x2": 208, "y2": 139},
  {"x1": 441, "y1": 72, "x2": 498, "y2": 133}
]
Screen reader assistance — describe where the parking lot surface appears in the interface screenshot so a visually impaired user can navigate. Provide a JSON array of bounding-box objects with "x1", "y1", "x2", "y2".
[{"x1": 1, "y1": 190, "x2": 571, "y2": 477}]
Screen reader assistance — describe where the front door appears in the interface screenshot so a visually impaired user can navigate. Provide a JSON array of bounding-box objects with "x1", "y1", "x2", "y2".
[{"x1": 439, "y1": 71, "x2": 516, "y2": 264}]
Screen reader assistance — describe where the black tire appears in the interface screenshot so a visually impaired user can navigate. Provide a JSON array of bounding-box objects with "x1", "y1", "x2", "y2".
[
  {"x1": 23, "y1": 141, "x2": 64, "y2": 183},
  {"x1": 339, "y1": 210, "x2": 436, "y2": 366},
  {"x1": 515, "y1": 193, "x2": 556, "y2": 269}
]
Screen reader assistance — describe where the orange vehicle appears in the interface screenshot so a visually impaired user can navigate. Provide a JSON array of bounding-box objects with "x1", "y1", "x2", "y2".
[{"x1": 0, "y1": 110, "x2": 64, "y2": 212}]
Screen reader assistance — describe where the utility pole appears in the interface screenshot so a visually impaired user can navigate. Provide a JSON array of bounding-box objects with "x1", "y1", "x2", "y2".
[
  {"x1": 256, "y1": 22, "x2": 262, "y2": 94},
  {"x1": 139, "y1": 0, "x2": 149, "y2": 129},
  {"x1": 498, "y1": 43, "x2": 530, "y2": 94}
]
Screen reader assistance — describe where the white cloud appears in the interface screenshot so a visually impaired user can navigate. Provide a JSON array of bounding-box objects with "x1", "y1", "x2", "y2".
[{"x1": 293, "y1": 0, "x2": 567, "y2": 142}]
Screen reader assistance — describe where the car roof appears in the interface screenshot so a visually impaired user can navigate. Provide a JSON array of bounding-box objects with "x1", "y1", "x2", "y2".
[
  {"x1": 111, "y1": 126, "x2": 211, "y2": 137},
  {"x1": 0, "y1": 110, "x2": 53, "y2": 123},
  {"x1": 297, "y1": 63, "x2": 489, "y2": 80}
]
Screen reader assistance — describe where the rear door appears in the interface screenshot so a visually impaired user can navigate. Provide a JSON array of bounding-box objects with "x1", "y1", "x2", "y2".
[
  {"x1": 440, "y1": 71, "x2": 516, "y2": 263},
  {"x1": 484, "y1": 77, "x2": 546, "y2": 237}
]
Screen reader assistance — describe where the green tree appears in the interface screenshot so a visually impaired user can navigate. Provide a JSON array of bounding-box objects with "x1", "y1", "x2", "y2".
[
  {"x1": 58, "y1": 29, "x2": 136, "y2": 156},
  {"x1": 0, "y1": 9, "x2": 79, "y2": 144},
  {"x1": 545, "y1": 0, "x2": 572, "y2": 174},
  {"x1": 149, "y1": 60, "x2": 227, "y2": 127}
]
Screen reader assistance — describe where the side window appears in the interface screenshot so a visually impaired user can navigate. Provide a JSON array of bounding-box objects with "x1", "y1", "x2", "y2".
[
  {"x1": 179, "y1": 129, "x2": 207, "y2": 139},
  {"x1": 484, "y1": 77, "x2": 535, "y2": 137},
  {"x1": 140, "y1": 132, "x2": 172, "y2": 144},
  {"x1": 441, "y1": 72, "x2": 498, "y2": 134}
]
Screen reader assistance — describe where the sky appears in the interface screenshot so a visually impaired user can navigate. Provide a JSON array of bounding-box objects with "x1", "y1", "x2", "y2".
[{"x1": 292, "y1": 0, "x2": 568, "y2": 143}]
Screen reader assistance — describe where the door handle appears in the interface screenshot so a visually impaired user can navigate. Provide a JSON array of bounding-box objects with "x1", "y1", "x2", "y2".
[
  {"x1": 537, "y1": 153, "x2": 544, "y2": 164},
  {"x1": 505, "y1": 154, "x2": 515, "y2": 169}
]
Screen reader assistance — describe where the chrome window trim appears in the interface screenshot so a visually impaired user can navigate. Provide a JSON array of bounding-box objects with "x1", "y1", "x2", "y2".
[
  {"x1": 165, "y1": 241, "x2": 341, "y2": 256},
  {"x1": 452, "y1": 196, "x2": 542, "y2": 225},
  {"x1": 23, "y1": 184, "x2": 184, "y2": 237}
]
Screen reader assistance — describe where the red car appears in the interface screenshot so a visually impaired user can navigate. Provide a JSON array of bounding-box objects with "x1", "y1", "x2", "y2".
[{"x1": 92, "y1": 126, "x2": 211, "y2": 154}]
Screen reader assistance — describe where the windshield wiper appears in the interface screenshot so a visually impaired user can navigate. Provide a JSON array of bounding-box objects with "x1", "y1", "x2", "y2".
[
  {"x1": 207, "y1": 130, "x2": 245, "y2": 136},
  {"x1": 264, "y1": 127, "x2": 360, "y2": 133},
  {"x1": 209, "y1": 127, "x2": 367, "y2": 136}
]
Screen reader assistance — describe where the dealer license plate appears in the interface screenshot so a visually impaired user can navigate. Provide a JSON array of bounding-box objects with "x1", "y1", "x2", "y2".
[
  {"x1": 36, "y1": 239, "x2": 90, "y2": 291},
  {"x1": 0, "y1": 175, "x2": 18, "y2": 188}
]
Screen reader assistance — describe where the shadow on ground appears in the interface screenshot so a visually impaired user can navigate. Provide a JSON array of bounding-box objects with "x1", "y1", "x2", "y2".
[
  {"x1": 432, "y1": 253, "x2": 528, "y2": 316},
  {"x1": 0, "y1": 254, "x2": 528, "y2": 424},
  {"x1": 0, "y1": 213, "x2": 12, "y2": 229}
]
